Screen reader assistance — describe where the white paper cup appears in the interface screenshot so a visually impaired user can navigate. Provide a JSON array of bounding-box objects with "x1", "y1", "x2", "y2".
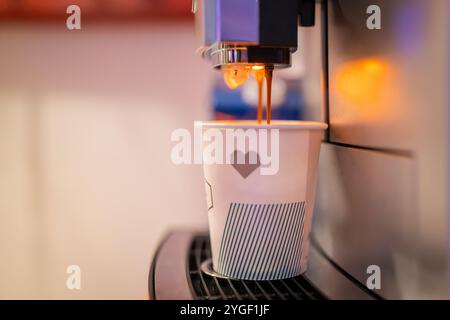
[{"x1": 197, "y1": 120, "x2": 327, "y2": 280}]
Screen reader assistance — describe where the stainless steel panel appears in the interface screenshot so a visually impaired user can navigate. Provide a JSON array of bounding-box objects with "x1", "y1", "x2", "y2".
[
  {"x1": 314, "y1": 143, "x2": 449, "y2": 299},
  {"x1": 307, "y1": 0, "x2": 450, "y2": 299},
  {"x1": 327, "y1": 0, "x2": 449, "y2": 152},
  {"x1": 306, "y1": 238, "x2": 376, "y2": 300}
]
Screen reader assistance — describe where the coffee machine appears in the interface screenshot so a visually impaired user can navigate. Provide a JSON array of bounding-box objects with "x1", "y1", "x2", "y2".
[{"x1": 150, "y1": 0, "x2": 449, "y2": 299}]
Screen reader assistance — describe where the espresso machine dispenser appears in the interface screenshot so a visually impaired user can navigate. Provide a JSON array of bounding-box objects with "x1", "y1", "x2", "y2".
[
  {"x1": 193, "y1": 0, "x2": 315, "y2": 69},
  {"x1": 150, "y1": 0, "x2": 449, "y2": 299}
]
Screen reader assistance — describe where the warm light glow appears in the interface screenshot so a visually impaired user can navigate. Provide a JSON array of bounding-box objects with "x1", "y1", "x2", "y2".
[
  {"x1": 222, "y1": 64, "x2": 250, "y2": 89},
  {"x1": 335, "y1": 57, "x2": 392, "y2": 107},
  {"x1": 221, "y1": 64, "x2": 269, "y2": 89}
]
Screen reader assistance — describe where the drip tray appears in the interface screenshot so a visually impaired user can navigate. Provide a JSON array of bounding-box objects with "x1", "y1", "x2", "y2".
[
  {"x1": 149, "y1": 231, "x2": 380, "y2": 300},
  {"x1": 149, "y1": 231, "x2": 337, "y2": 300},
  {"x1": 188, "y1": 235, "x2": 326, "y2": 300}
]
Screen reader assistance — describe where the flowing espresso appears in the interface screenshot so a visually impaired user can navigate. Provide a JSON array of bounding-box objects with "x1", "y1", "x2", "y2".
[
  {"x1": 222, "y1": 64, "x2": 274, "y2": 125},
  {"x1": 265, "y1": 66, "x2": 273, "y2": 125},
  {"x1": 255, "y1": 69, "x2": 264, "y2": 124}
]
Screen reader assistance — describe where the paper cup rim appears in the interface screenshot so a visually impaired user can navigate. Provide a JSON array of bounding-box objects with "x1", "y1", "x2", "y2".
[{"x1": 195, "y1": 120, "x2": 328, "y2": 130}]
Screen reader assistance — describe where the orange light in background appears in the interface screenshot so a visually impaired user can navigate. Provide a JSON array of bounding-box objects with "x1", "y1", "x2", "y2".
[{"x1": 335, "y1": 57, "x2": 393, "y2": 109}]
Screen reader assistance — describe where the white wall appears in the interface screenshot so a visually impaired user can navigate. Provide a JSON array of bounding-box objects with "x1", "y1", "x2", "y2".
[{"x1": 0, "y1": 22, "x2": 211, "y2": 299}]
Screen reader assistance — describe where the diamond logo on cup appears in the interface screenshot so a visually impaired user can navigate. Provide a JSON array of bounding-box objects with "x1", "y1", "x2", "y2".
[
  {"x1": 231, "y1": 151, "x2": 261, "y2": 179},
  {"x1": 205, "y1": 179, "x2": 213, "y2": 211}
]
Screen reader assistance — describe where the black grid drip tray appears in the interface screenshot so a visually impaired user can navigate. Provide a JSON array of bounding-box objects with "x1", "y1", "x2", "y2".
[{"x1": 188, "y1": 235, "x2": 327, "y2": 300}]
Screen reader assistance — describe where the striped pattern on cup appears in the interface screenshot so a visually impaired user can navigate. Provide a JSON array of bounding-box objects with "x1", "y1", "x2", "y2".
[{"x1": 215, "y1": 201, "x2": 306, "y2": 280}]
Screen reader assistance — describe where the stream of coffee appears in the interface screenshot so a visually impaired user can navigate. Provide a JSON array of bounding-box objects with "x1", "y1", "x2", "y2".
[
  {"x1": 222, "y1": 64, "x2": 274, "y2": 125},
  {"x1": 255, "y1": 68, "x2": 264, "y2": 124},
  {"x1": 264, "y1": 66, "x2": 273, "y2": 125}
]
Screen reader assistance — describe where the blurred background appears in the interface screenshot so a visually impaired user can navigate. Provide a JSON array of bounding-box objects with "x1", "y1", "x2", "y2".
[
  {"x1": 0, "y1": 0, "x2": 213, "y2": 299},
  {"x1": 1, "y1": 0, "x2": 449, "y2": 301},
  {"x1": 0, "y1": 0, "x2": 342, "y2": 300}
]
